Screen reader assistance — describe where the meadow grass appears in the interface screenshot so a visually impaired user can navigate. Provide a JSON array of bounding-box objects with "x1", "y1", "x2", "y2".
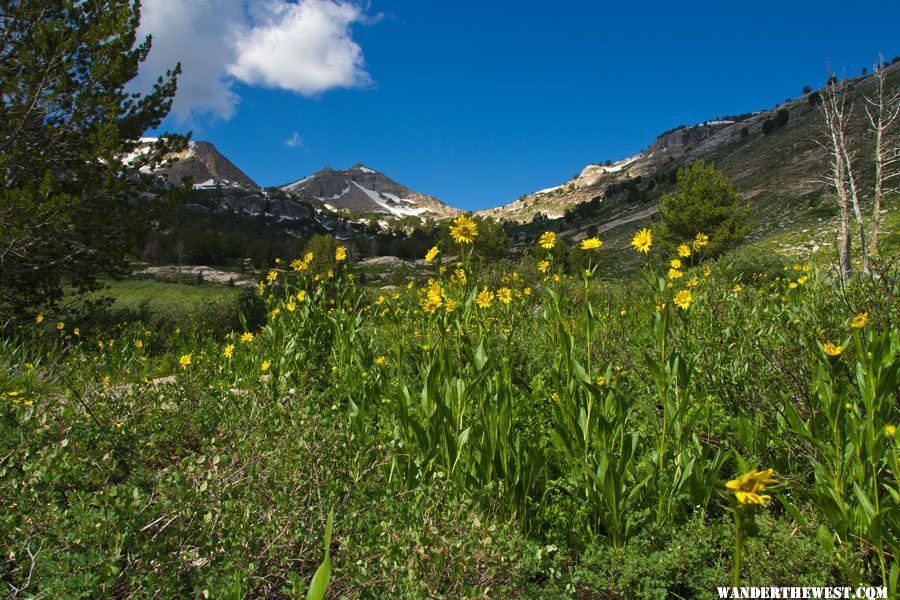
[
  {"x1": 85, "y1": 277, "x2": 242, "y2": 323},
  {"x1": 1, "y1": 227, "x2": 897, "y2": 598}
]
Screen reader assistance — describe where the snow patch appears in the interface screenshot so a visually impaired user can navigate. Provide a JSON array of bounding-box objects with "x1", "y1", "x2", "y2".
[
  {"x1": 122, "y1": 144, "x2": 153, "y2": 166},
  {"x1": 315, "y1": 186, "x2": 350, "y2": 202},
  {"x1": 193, "y1": 179, "x2": 219, "y2": 189},
  {"x1": 350, "y1": 182, "x2": 430, "y2": 218},
  {"x1": 382, "y1": 193, "x2": 417, "y2": 205},
  {"x1": 281, "y1": 175, "x2": 313, "y2": 192},
  {"x1": 531, "y1": 184, "x2": 563, "y2": 196}
]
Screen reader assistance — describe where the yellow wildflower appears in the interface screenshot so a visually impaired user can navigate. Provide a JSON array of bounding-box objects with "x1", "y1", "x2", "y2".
[
  {"x1": 476, "y1": 287, "x2": 494, "y2": 308},
  {"x1": 291, "y1": 258, "x2": 308, "y2": 271},
  {"x1": 631, "y1": 228, "x2": 652, "y2": 253},
  {"x1": 375, "y1": 356, "x2": 388, "y2": 367},
  {"x1": 335, "y1": 246, "x2": 347, "y2": 262},
  {"x1": 240, "y1": 332, "x2": 254, "y2": 344},
  {"x1": 420, "y1": 294, "x2": 442, "y2": 314},
  {"x1": 694, "y1": 232, "x2": 709, "y2": 248},
  {"x1": 449, "y1": 215, "x2": 478, "y2": 244},
  {"x1": 668, "y1": 268, "x2": 683, "y2": 280},
  {"x1": 179, "y1": 354, "x2": 192, "y2": 370},
  {"x1": 266, "y1": 270, "x2": 278, "y2": 282},
  {"x1": 538, "y1": 259, "x2": 551, "y2": 273},
  {"x1": 223, "y1": 344, "x2": 234, "y2": 358},
  {"x1": 425, "y1": 246, "x2": 440, "y2": 263},
  {"x1": 35, "y1": 314, "x2": 44, "y2": 324},
  {"x1": 823, "y1": 342, "x2": 843, "y2": 357},
  {"x1": 674, "y1": 290, "x2": 693, "y2": 310},
  {"x1": 726, "y1": 468, "x2": 777, "y2": 505},
  {"x1": 260, "y1": 360, "x2": 270, "y2": 372},
  {"x1": 258, "y1": 282, "x2": 266, "y2": 296},
  {"x1": 427, "y1": 280, "x2": 444, "y2": 301},
  {"x1": 850, "y1": 312, "x2": 868, "y2": 329},
  {"x1": 595, "y1": 376, "x2": 606, "y2": 386},
  {"x1": 677, "y1": 244, "x2": 691, "y2": 258},
  {"x1": 297, "y1": 290, "x2": 306, "y2": 302},
  {"x1": 580, "y1": 237, "x2": 602, "y2": 250},
  {"x1": 56, "y1": 322, "x2": 65, "y2": 330},
  {"x1": 733, "y1": 284, "x2": 743, "y2": 293},
  {"x1": 135, "y1": 339, "x2": 143, "y2": 349},
  {"x1": 885, "y1": 425, "x2": 896, "y2": 438},
  {"x1": 497, "y1": 287, "x2": 512, "y2": 305},
  {"x1": 539, "y1": 231, "x2": 557, "y2": 250},
  {"x1": 670, "y1": 258, "x2": 682, "y2": 269},
  {"x1": 445, "y1": 299, "x2": 459, "y2": 312},
  {"x1": 286, "y1": 300, "x2": 296, "y2": 312}
]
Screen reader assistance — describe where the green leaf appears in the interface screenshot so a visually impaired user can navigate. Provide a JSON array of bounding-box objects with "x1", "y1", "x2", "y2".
[
  {"x1": 816, "y1": 525, "x2": 834, "y2": 556},
  {"x1": 306, "y1": 509, "x2": 334, "y2": 600}
]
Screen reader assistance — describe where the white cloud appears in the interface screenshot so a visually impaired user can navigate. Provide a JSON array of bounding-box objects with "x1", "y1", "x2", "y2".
[
  {"x1": 133, "y1": 0, "x2": 373, "y2": 122},
  {"x1": 285, "y1": 132, "x2": 304, "y2": 147},
  {"x1": 229, "y1": 0, "x2": 372, "y2": 95},
  {"x1": 135, "y1": 0, "x2": 244, "y2": 121}
]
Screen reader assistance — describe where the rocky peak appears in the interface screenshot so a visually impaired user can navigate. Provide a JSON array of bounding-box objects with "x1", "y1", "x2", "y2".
[{"x1": 278, "y1": 164, "x2": 460, "y2": 221}]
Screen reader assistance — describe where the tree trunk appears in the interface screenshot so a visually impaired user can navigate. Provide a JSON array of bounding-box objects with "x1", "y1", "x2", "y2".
[
  {"x1": 821, "y1": 85, "x2": 854, "y2": 283},
  {"x1": 865, "y1": 60, "x2": 900, "y2": 257}
]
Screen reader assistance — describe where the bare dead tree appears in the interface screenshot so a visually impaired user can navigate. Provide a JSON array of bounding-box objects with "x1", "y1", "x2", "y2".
[
  {"x1": 172, "y1": 239, "x2": 188, "y2": 274},
  {"x1": 863, "y1": 56, "x2": 900, "y2": 255},
  {"x1": 819, "y1": 77, "x2": 855, "y2": 281}
]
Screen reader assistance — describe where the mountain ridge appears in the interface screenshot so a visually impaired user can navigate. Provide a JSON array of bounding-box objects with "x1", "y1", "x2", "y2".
[{"x1": 276, "y1": 163, "x2": 460, "y2": 222}]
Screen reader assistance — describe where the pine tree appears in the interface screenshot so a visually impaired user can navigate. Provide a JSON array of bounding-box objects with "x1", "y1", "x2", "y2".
[
  {"x1": 658, "y1": 161, "x2": 750, "y2": 256},
  {"x1": 0, "y1": 0, "x2": 186, "y2": 318}
]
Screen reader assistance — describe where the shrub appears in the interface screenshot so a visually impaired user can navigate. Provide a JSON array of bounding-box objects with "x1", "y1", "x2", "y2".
[{"x1": 658, "y1": 160, "x2": 751, "y2": 256}]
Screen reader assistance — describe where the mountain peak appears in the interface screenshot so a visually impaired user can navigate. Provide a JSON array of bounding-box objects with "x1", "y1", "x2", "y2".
[
  {"x1": 278, "y1": 163, "x2": 459, "y2": 221},
  {"x1": 149, "y1": 140, "x2": 258, "y2": 189}
]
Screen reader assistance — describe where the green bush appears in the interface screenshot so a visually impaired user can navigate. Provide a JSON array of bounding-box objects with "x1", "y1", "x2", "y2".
[
  {"x1": 658, "y1": 160, "x2": 751, "y2": 257},
  {"x1": 716, "y1": 247, "x2": 794, "y2": 283}
]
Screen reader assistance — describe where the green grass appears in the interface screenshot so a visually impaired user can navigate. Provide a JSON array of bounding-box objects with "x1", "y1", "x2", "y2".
[
  {"x1": 3, "y1": 242, "x2": 895, "y2": 597},
  {"x1": 86, "y1": 277, "x2": 241, "y2": 324}
]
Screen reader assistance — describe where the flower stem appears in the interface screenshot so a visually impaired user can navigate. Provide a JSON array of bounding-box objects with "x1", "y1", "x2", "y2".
[{"x1": 733, "y1": 507, "x2": 743, "y2": 587}]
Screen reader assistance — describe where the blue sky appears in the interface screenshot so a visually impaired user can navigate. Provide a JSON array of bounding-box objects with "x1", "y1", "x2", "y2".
[{"x1": 143, "y1": 0, "x2": 899, "y2": 211}]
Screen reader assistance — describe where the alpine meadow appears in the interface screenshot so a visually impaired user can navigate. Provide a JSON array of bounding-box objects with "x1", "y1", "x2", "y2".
[{"x1": 1, "y1": 1, "x2": 898, "y2": 598}]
